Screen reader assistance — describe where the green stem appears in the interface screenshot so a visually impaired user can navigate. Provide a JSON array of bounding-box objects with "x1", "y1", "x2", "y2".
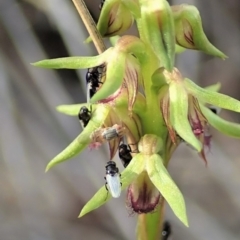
[{"x1": 137, "y1": 199, "x2": 165, "y2": 240}]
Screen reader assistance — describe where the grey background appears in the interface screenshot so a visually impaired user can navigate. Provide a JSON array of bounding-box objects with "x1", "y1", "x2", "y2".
[{"x1": 0, "y1": 0, "x2": 240, "y2": 239}]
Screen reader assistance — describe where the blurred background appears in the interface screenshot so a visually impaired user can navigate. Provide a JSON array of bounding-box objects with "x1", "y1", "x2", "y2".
[{"x1": 0, "y1": 0, "x2": 240, "y2": 239}]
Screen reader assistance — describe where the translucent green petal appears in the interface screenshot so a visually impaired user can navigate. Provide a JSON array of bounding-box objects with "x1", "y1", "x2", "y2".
[
  {"x1": 79, "y1": 153, "x2": 145, "y2": 217},
  {"x1": 201, "y1": 105, "x2": 240, "y2": 138},
  {"x1": 147, "y1": 154, "x2": 188, "y2": 226},
  {"x1": 32, "y1": 48, "x2": 113, "y2": 69},
  {"x1": 185, "y1": 78, "x2": 240, "y2": 112},
  {"x1": 46, "y1": 105, "x2": 110, "y2": 171},
  {"x1": 169, "y1": 82, "x2": 201, "y2": 151}
]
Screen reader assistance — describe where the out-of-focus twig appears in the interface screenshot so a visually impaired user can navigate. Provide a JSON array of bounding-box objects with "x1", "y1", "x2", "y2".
[{"x1": 72, "y1": 0, "x2": 106, "y2": 54}]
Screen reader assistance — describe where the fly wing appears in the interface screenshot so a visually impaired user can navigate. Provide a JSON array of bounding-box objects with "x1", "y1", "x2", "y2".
[
  {"x1": 106, "y1": 174, "x2": 121, "y2": 198},
  {"x1": 87, "y1": 83, "x2": 91, "y2": 103}
]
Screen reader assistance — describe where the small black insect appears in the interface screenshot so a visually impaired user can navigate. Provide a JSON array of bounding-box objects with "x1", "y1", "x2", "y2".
[
  {"x1": 118, "y1": 144, "x2": 133, "y2": 168},
  {"x1": 161, "y1": 221, "x2": 171, "y2": 240},
  {"x1": 86, "y1": 65, "x2": 104, "y2": 98},
  {"x1": 105, "y1": 161, "x2": 121, "y2": 198},
  {"x1": 78, "y1": 106, "x2": 91, "y2": 127},
  {"x1": 99, "y1": 0, "x2": 105, "y2": 10}
]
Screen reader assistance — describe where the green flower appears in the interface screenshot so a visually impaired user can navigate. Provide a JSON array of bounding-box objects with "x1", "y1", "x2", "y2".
[
  {"x1": 160, "y1": 69, "x2": 240, "y2": 164},
  {"x1": 171, "y1": 4, "x2": 227, "y2": 58},
  {"x1": 88, "y1": 0, "x2": 140, "y2": 39}
]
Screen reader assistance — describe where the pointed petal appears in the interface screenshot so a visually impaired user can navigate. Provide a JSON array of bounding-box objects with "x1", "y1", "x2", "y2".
[
  {"x1": 46, "y1": 105, "x2": 110, "y2": 171},
  {"x1": 147, "y1": 154, "x2": 188, "y2": 226},
  {"x1": 200, "y1": 105, "x2": 240, "y2": 138},
  {"x1": 169, "y1": 81, "x2": 202, "y2": 151},
  {"x1": 32, "y1": 48, "x2": 113, "y2": 69},
  {"x1": 185, "y1": 78, "x2": 240, "y2": 112},
  {"x1": 204, "y1": 82, "x2": 221, "y2": 92},
  {"x1": 56, "y1": 103, "x2": 95, "y2": 116}
]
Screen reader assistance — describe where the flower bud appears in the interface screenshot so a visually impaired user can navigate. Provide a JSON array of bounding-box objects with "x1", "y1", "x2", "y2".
[
  {"x1": 171, "y1": 4, "x2": 227, "y2": 59},
  {"x1": 97, "y1": 0, "x2": 134, "y2": 37},
  {"x1": 141, "y1": 0, "x2": 175, "y2": 70}
]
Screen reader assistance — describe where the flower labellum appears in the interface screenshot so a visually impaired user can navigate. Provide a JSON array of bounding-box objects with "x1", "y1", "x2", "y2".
[{"x1": 127, "y1": 171, "x2": 161, "y2": 214}]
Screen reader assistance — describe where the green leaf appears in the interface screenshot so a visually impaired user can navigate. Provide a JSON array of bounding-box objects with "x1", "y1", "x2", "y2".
[
  {"x1": 79, "y1": 153, "x2": 145, "y2": 217},
  {"x1": 147, "y1": 154, "x2": 188, "y2": 226},
  {"x1": 90, "y1": 51, "x2": 126, "y2": 103},
  {"x1": 56, "y1": 104, "x2": 96, "y2": 116},
  {"x1": 169, "y1": 82, "x2": 202, "y2": 151},
  {"x1": 185, "y1": 78, "x2": 240, "y2": 112},
  {"x1": 201, "y1": 105, "x2": 240, "y2": 138},
  {"x1": 46, "y1": 105, "x2": 110, "y2": 171},
  {"x1": 32, "y1": 48, "x2": 113, "y2": 69}
]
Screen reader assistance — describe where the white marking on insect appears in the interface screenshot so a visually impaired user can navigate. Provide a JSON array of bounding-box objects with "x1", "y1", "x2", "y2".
[
  {"x1": 105, "y1": 173, "x2": 121, "y2": 198},
  {"x1": 105, "y1": 161, "x2": 122, "y2": 198}
]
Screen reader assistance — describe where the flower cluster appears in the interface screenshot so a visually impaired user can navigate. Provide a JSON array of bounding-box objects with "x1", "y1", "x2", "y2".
[{"x1": 33, "y1": 0, "x2": 240, "y2": 228}]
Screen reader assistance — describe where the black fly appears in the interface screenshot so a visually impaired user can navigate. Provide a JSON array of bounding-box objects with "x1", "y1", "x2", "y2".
[
  {"x1": 208, "y1": 105, "x2": 221, "y2": 115},
  {"x1": 161, "y1": 221, "x2": 171, "y2": 240},
  {"x1": 118, "y1": 143, "x2": 139, "y2": 168},
  {"x1": 78, "y1": 106, "x2": 91, "y2": 127},
  {"x1": 86, "y1": 65, "x2": 105, "y2": 99},
  {"x1": 118, "y1": 144, "x2": 133, "y2": 168}
]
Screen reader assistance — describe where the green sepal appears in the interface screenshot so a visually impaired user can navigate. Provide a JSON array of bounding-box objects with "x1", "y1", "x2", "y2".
[
  {"x1": 169, "y1": 82, "x2": 202, "y2": 151},
  {"x1": 141, "y1": 0, "x2": 175, "y2": 71},
  {"x1": 200, "y1": 105, "x2": 240, "y2": 138},
  {"x1": 146, "y1": 154, "x2": 188, "y2": 226},
  {"x1": 175, "y1": 44, "x2": 186, "y2": 54},
  {"x1": 122, "y1": 0, "x2": 141, "y2": 19},
  {"x1": 45, "y1": 105, "x2": 110, "y2": 171},
  {"x1": 185, "y1": 78, "x2": 240, "y2": 112},
  {"x1": 90, "y1": 51, "x2": 126, "y2": 103},
  {"x1": 172, "y1": 4, "x2": 227, "y2": 59},
  {"x1": 32, "y1": 48, "x2": 113, "y2": 69},
  {"x1": 79, "y1": 153, "x2": 145, "y2": 217},
  {"x1": 56, "y1": 103, "x2": 96, "y2": 116},
  {"x1": 204, "y1": 82, "x2": 221, "y2": 92}
]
